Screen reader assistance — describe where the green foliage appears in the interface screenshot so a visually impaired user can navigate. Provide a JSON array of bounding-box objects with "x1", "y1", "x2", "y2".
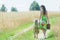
[
  {"x1": 0, "y1": 22, "x2": 33, "y2": 40},
  {"x1": 14, "y1": 30, "x2": 34, "y2": 40},
  {"x1": 46, "y1": 30, "x2": 55, "y2": 40},
  {"x1": 11, "y1": 7, "x2": 17, "y2": 12},
  {"x1": 29, "y1": 1, "x2": 40, "y2": 11},
  {"x1": 0, "y1": 4, "x2": 7, "y2": 12}
]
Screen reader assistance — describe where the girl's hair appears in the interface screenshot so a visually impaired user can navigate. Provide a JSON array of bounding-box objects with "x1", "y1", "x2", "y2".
[
  {"x1": 41, "y1": 5, "x2": 47, "y2": 15},
  {"x1": 35, "y1": 20, "x2": 38, "y2": 25}
]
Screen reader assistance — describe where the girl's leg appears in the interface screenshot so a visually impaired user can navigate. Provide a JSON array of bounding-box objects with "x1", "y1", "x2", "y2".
[
  {"x1": 36, "y1": 34, "x2": 38, "y2": 39},
  {"x1": 34, "y1": 33, "x2": 38, "y2": 39}
]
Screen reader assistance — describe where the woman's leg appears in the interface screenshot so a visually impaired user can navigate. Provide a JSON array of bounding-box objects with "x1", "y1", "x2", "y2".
[{"x1": 42, "y1": 28, "x2": 46, "y2": 38}]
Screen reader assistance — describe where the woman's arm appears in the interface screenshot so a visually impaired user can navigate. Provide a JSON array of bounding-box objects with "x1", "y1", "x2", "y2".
[
  {"x1": 46, "y1": 11, "x2": 49, "y2": 24},
  {"x1": 39, "y1": 11, "x2": 42, "y2": 20},
  {"x1": 39, "y1": 12, "x2": 42, "y2": 27}
]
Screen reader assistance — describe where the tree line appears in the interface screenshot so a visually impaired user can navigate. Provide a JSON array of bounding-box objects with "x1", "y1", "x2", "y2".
[
  {"x1": 0, "y1": 1, "x2": 40, "y2": 12},
  {"x1": 0, "y1": 4, "x2": 17, "y2": 12}
]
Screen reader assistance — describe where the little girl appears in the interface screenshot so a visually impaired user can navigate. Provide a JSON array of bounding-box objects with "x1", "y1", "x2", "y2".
[{"x1": 34, "y1": 20, "x2": 39, "y2": 39}]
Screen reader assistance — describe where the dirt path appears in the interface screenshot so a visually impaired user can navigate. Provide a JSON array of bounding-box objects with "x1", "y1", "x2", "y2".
[
  {"x1": 9, "y1": 24, "x2": 34, "y2": 40},
  {"x1": 37, "y1": 30, "x2": 50, "y2": 40}
]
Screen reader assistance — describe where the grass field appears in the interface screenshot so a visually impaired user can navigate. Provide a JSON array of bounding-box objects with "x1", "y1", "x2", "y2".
[
  {"x1": 0, "y1": 11, "x2": 60, "y2": 40},
  {"x1": 13, "y1": 15, "x2": 60, "y2": 40}
]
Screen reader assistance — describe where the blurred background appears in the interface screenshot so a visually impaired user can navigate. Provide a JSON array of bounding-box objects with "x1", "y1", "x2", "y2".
[{"x1": 0, "y1": 0, "x2": 60, "y2": 40}]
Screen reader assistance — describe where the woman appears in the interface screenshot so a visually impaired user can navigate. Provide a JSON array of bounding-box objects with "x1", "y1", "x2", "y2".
[{"x1": 39, "y1": 5, "x2": 49, "y2": 39}]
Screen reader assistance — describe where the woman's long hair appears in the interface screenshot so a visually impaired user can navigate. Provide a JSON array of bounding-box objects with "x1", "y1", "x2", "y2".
[{"x1": 41, "y1": 5, "x2": 47, "y2": 15}]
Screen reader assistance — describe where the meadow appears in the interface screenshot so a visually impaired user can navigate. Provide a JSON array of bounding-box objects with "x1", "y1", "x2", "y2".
[{"x1": 0, "y1": 11, "x2": 60, "y2": 40}]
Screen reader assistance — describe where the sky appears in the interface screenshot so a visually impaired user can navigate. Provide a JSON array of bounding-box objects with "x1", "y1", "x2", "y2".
[{"x1": 0, "y1": 0, "x2": 60, "y2": 12}]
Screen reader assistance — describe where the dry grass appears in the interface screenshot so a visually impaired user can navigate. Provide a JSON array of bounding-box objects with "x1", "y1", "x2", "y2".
[
  {"x1": 0, "y1": 11, "x2": 40, "y2": 32},
  {"x1": 0, "y1": 11, "x2": 60, "y2": 33}
]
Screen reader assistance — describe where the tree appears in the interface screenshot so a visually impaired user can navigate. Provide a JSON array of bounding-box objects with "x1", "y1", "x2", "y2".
[
  {"x1": 0, "y1": 4, "x2": 7, "y2": 12},
  {"x1": 11, "y1": 7, "x2": 17, "y2": 12},
  {"x1": 29, "y1": 1, "x2": 40, "y2": 11}
]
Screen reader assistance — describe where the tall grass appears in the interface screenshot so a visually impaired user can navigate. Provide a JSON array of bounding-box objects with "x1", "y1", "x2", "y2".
[{"x1": 0, "y1": 11, "x2": 60, "y2": 40}]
